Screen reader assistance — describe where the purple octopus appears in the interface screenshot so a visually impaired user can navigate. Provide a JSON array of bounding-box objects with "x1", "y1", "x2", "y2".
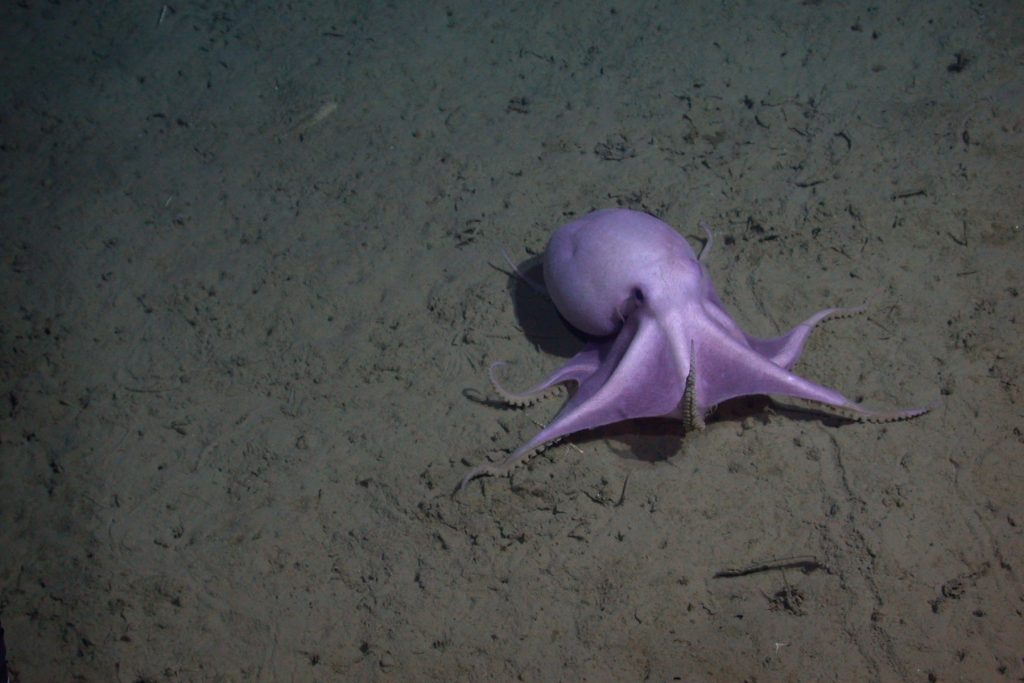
[{"x1": 460, "y1": 209, "x2": 929, "y2": 491}]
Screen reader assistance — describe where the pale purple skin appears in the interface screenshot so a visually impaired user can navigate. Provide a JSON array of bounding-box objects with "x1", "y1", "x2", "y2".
[{"x1": 459, "y1": 209, "x2": 930, "y2": 491}]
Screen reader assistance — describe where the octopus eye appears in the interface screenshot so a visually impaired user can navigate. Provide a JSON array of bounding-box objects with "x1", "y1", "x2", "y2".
[{"x1": 633, "y1": 288, "x2": 644, "y2": 303}]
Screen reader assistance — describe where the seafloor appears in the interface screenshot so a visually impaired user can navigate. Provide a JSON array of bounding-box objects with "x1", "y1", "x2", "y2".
[{"x1": 1, "y1": 2, "x2": 1021, "y2": 680}]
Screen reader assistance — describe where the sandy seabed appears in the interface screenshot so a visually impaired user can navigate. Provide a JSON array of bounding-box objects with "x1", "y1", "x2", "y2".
[{"x1": 1, "y1": 2, "x2": 1022, "y2": 681}]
